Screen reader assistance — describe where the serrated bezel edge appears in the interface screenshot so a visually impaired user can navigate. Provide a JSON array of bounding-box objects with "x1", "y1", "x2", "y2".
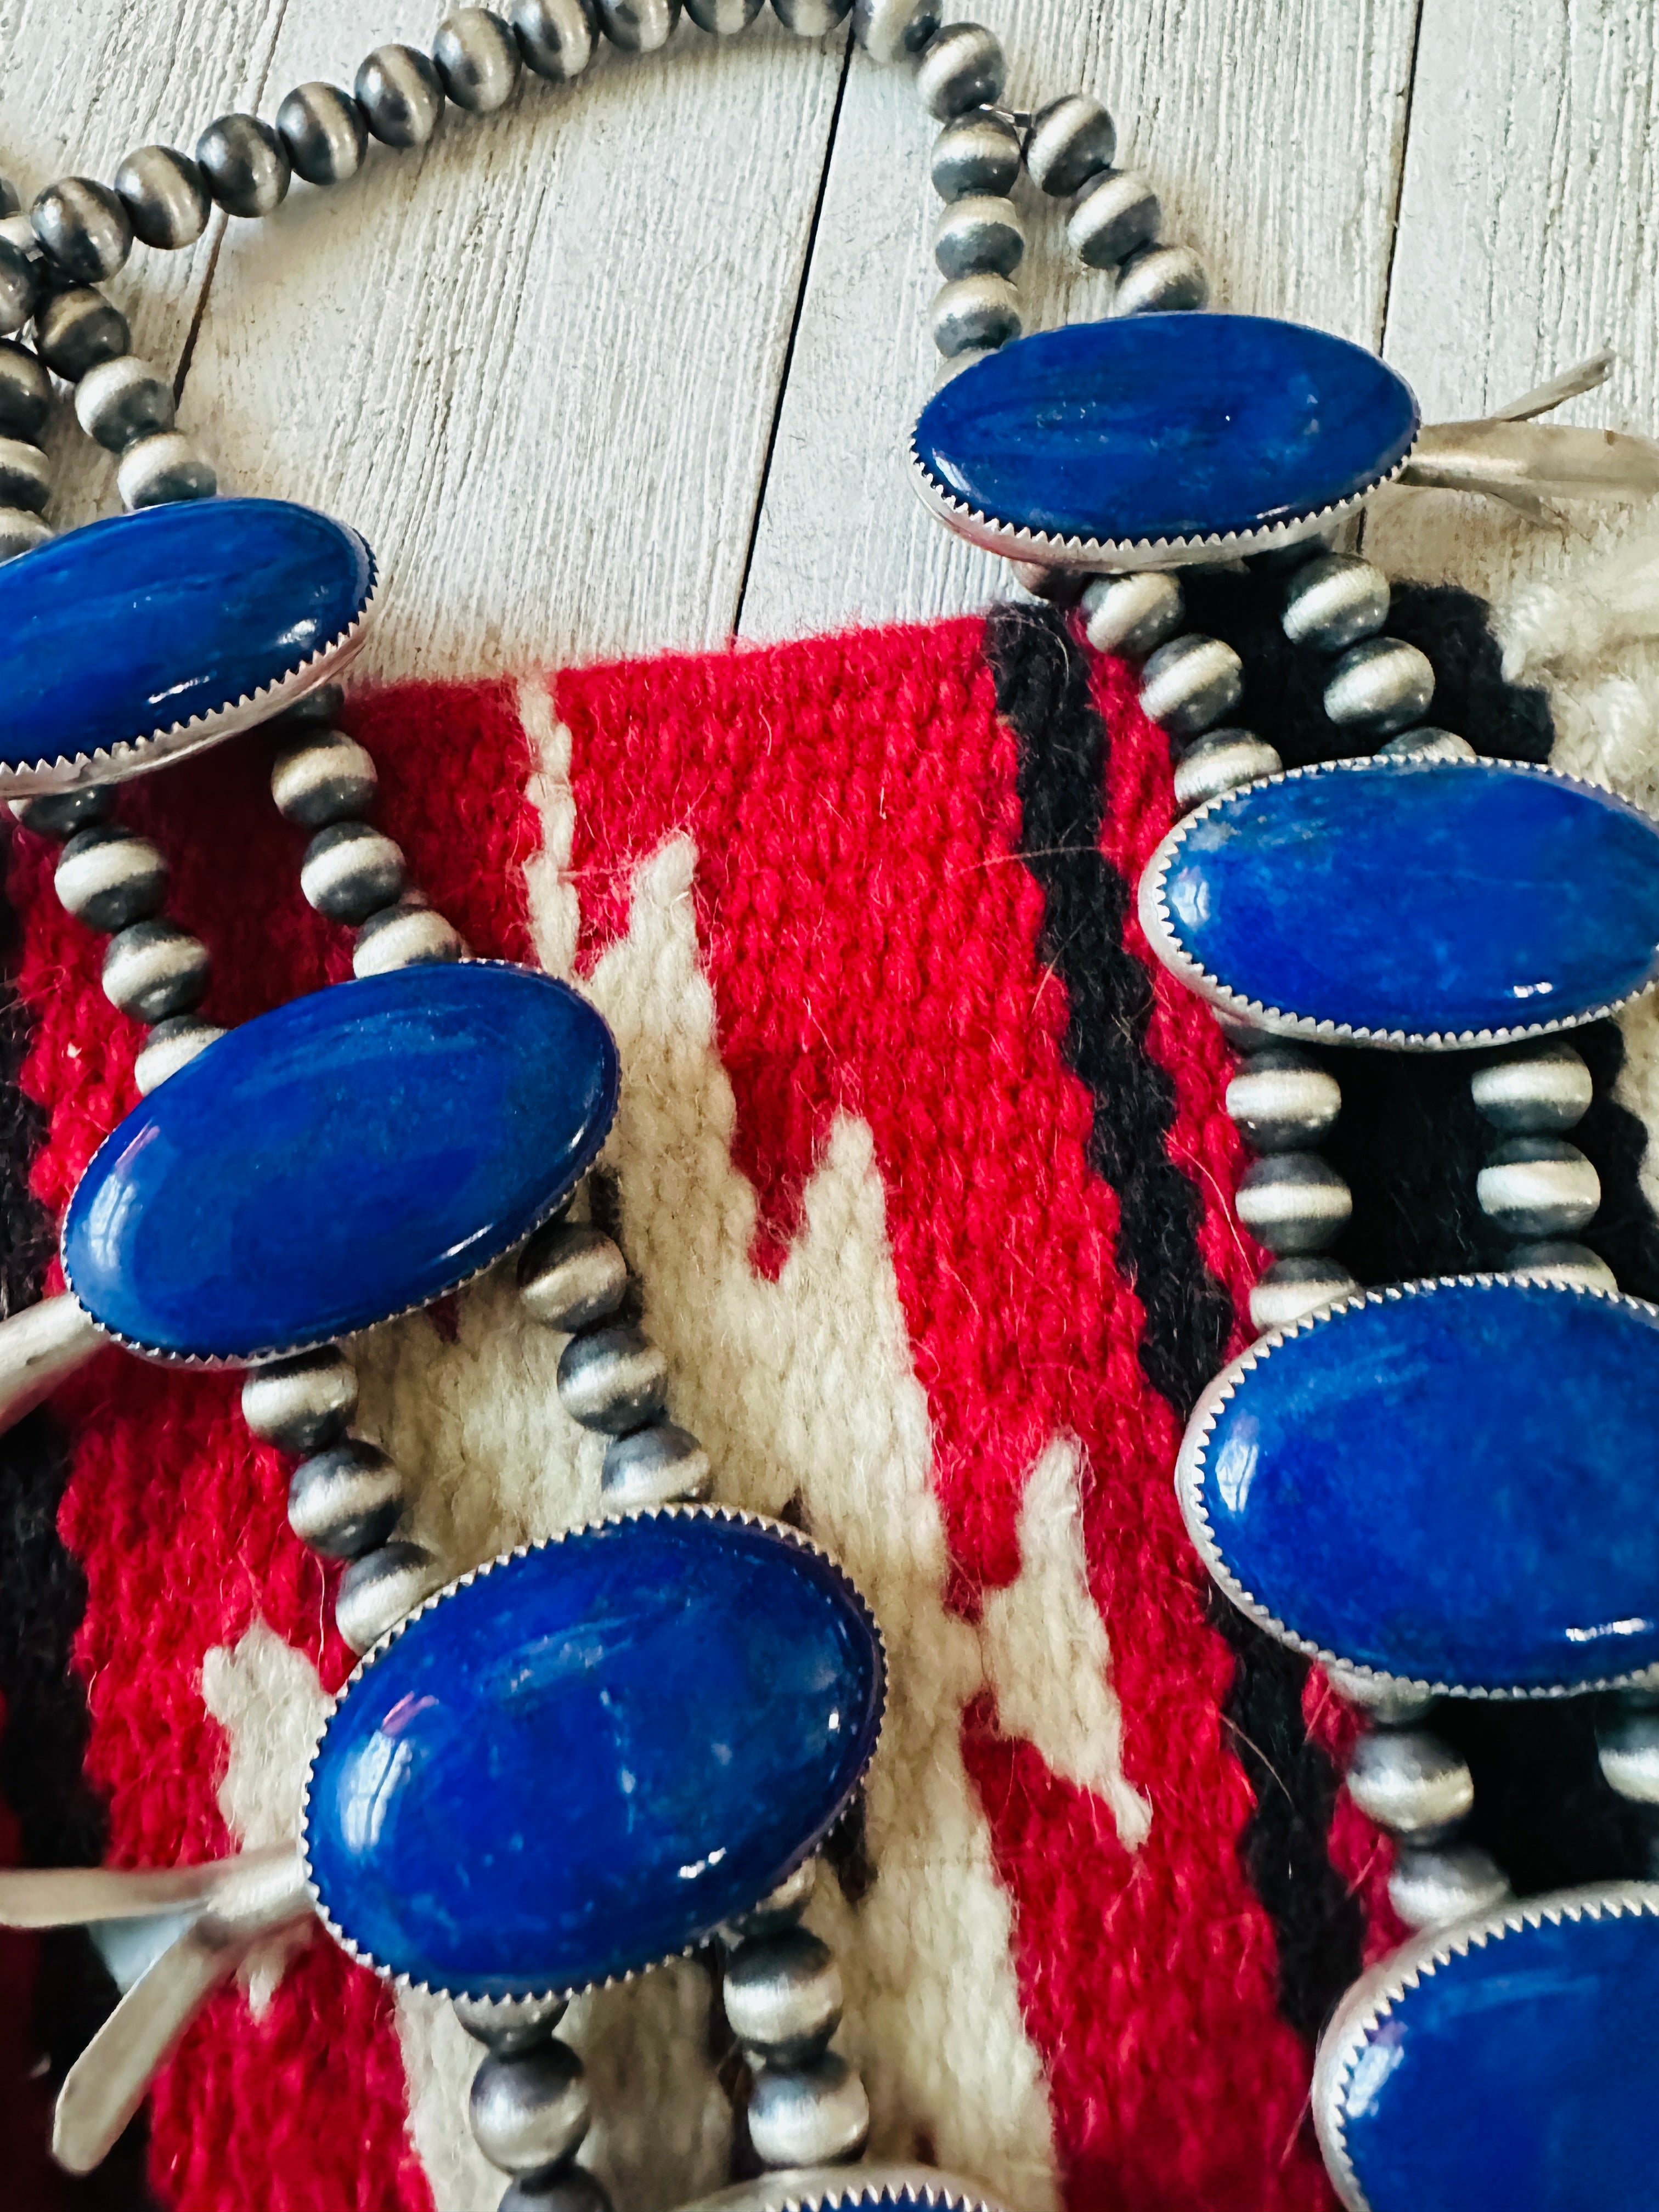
[{"x1": 672, "y1": 2164, "x2": 1018, "y2": 2212}]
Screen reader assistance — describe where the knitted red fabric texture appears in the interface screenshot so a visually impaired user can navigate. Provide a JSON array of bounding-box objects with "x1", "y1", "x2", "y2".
[{"x1": 3, "y1": 616, "x2": 1377, "y2": 2211}]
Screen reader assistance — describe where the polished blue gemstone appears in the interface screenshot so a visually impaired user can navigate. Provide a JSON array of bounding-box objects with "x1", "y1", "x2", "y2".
[
  {"x1": 61, "y1": 963, "x2": 616, "y2": 1361},
  {"x1": 1144, "y1": 759, "x2": 1659, "y2": 1043},
  {"x1": 911, "y1": 314, "x2": 1418, "y2": 551},
  {"x1": 1182, "y1": 1278, "x2": 1659, "y2": 1691},
  {"x1": 1323, "y1": 1892, "x2": 1659, "y2": 2212},
  {"x1": 0, "y1": 498, "x2": 373, "y2": 779},
  {"x1": 302, "y1": 1512, "x2": 885, "y2": 1998}
]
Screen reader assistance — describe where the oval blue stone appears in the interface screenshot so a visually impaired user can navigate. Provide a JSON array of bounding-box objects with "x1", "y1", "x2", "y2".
[
  {"x1": 61, "y1": 962, "x2": 616, "y2": 1362},
  {"x1": 302, "y1": 1511, "x2": 885, "y2": 1998},
  {"x1": 1180, "y1": 1278, "x2": 1659, "y2": 1692},
  {"x1": 0, "y1": 498, "x2": 373, "y2": 782},
  {"x1": 1142, "y1": 759, "x2": 1659, "y2": 1045},
  {"x1": 1318, "y1": 1887, "x2": 1659, "y2": 2212},
  {"x1": 911, "y1": 314, "x2": 1418, "y2": 554}
]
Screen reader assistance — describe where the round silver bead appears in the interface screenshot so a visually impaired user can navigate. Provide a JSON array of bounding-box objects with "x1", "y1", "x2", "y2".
[
  {"x1": 1598, "y1": 1709, "x2": 1659, "y2": 1805},
  {"x1": 0, "y1": 435, "x2": 49, "y2": 514},
  {"x1": 1248, "y1": 1256, "x2": 1359, "y2": 1336},
  {"x1": 54, "y1": 825, "x2": 168, "y2": 933},
  {"x1": 1114, "y1": 242, "x2": 1209, "y2": 317},
  {"x1": 0, "y1": 210, "x2": 40, "y2": 262},
  {"x1": 1477, "y1": 1138, "x2": 1600, "y2": 1240},
  {"x1": 0, "y1": 340, "x2": 50, "y2": 440},
  {"x1": 0, "y1": 508, "x2": 51, "y2": 562},
  {"x1": 500, "y1": 2172, "x2": 613, "y2": 2212},
  {"x1": 1388, "y1": 1842, "x2": 1510, "y2": 1934},
  {"x1": 277, "y1": 85, "x2": 370, "y2": 187},
  {"x1": 852, "y1": 0, "x2": 940, "y2": 66},
  {"x1": 930, "y1": 274, "x2": 1020, "y2": 359},
  {"x1": 512, "y1": 0, "x2": 601, "y2": 79},
  {"x1": 242, "y1": 1345, "x2": 359, "y2": 1453},
  {"x1": 1235, "y1": 1153, "x2": 1353, "y2": 1256},
  {"x1": 289, "y1": 1441, "x2": 405, "y2": 1561},
  {"x1": 336, "y1": 1540, "x2": 447, "y2": 1653},
  {"x1": 470, "y1": 2041, "x2": 591, "y2": 2176},
  {"x1": 1323, "y1": 635, "x2": 1435, "y2": 735},
  {"x1": 518, "y1": 1221, "x2": 629, "y2": 1333},
  {"x1": 1346, "y1": 1727, "x2": 1474, "y2": 1839},
  {"x1": 1325, "y1": 1669, "x2": 1435, "y2": 1726},
  {"x1": 724, "y1": 1928, "x2": 843, "y2": 2065},
  {"x1": 435, "y1": 11, "x2": 523, "y2": 109},
  {"x1": 1376, "y1": 727, "x2": 1477, "y2": 763},
  {"x1": 1281, "y1": 554, "x2": 1391, "y2": 654},
  {"x1": 117, "y1": 431, "x2": 218, "y2": 510},
  {"x1": 773, "y1": 0, "x2": 853, "y2": 31},
  {"x1": 932, "y1": 194, "x2": 1024, "y2": 281},
  {"x1": 557, "y1": 1324, "x2": 669, "y2": 1434},
  {"x1": 1081, "y1": 572, "x2": 1184, "y2": 661},
  {"x1": 32, "y1": 178, "x2": 133, "y2": 283},
  {"x1": 353, "y1": 899, "x2": 465, "y2": 975},
  {"x1": 1505, "y1": 1239, "x2": 1617, "y2": 1293},
  {"x1": 133, "y1": 1014, "x2": 225, "y2": 1093},
  {"x1": 601, "y1": 1422, "x2": 713, "y2": 1509},
  {"x1": 0, "y1": 239, "x2": 37, "y2": 337},
  {"x1": 1172, "y1": 730, "x2": 1283, "y2": 812},
  {"x1": 269, "y1": 682, "x2": 347, "y2": 735},
  {"x1": 114, "y1": 146, "x2": 210, "y2": 249},
  {"x1": 746, "y1": 2050, "x2": 870, "y2": 2169},
  {"x1": 1226, "y1": 1048, "x2": 1341, "y2": 1153},
  {"x1": 271, "y1": 730, "x2": 379, "y2": 827},
  {"x1": 721, "y1": 1858, "x2": 817, "y2": 1944},
  {"x1": 686, "y1": 0, "x2": 765, "y2": 29},
  {"x1": 929, "y1": 110, "x2": 1021, "y2": 202},
  {"x1": 1025, "y1": 95, "x2": 1115, "y2": 199},
  {"x1": 301, "y1": 822, "x2": 409, "y2": 924},
  {"x1": 74, "y1": 356, "x2": 175, "y2": 453},
  {"x1": 102, "y1": 921, "x2": 210, "y2": 1023},
  {"x1": 1138, "y1": 634, "x2": 1245, "y2": 740},
  {"x1": 11, "y1": 786, "x2": 115, "y2": 840},
  {"x1": 35, "y1": 287, "x2": 129, "y2": 383},
  {"x1": 915, "y1": 24, "x2": 1005, "y2": 120},
  {"x1": 594, "y1": 0, "x2": 681, "y2": 50},
  {"x1": 1068, "y1": 171, "x2": 1161, "y2": 270},
  {"x1": 455, "y1": 1991, "x2": 569, "y2": 2055},
  {"x1": 356, "y1": 46, "x2": 446, "y2": 148},
  {"x1": 1011, "y1": 561, "x2": 1086, "y2": 606},
  {"x1": 196, "y1": 115, "x2": 291, "y2": 218},
  {"x1": 1470, "y1": 1046, "x2": 1593, "y2": 1135}
]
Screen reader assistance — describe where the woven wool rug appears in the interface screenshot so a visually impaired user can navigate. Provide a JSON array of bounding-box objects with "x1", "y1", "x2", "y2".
[{"x1": 3, "y1": 543, "x2": 1659, "y2": 2212}]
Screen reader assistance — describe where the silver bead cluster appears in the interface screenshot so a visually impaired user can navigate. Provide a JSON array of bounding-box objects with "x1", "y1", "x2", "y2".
[
  {"x1": 1277, "y1": 548, "x2": 1439, "y2": 743},
  {"x1": 1222, "y1": 1035, "x2": 1357, "y2": 1334},
  {"x1": 1062, "y1": 131, "x2": 1206, "y2": 317},
  {"x1": 0, "y1": 325, "x2": 53, "y2": 565},
  {"x1": 1470, "y1": 1043, "x2": 1613, "y2": 1287},
  {"x1": 458, "y1": 1993, "x2": 606, "y2": 2209},
  {"x1": 923, "y1": 36, "x2": 1022, "y2": 368}
]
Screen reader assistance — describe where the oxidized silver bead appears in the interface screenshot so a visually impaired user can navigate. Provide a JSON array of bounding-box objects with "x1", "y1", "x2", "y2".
[
  {"x1": 500, "y1": 2172, "x2": 613, "y2": 2212},
  {"x1": 242, "y1": 1345, "x2": 359, "y2": 1452},
  {"x1": 1114, "y1": 242, "x2": 1209, "y2": 316},
  {"x1": 54, "y1": 825, "x2": 167, "y2": 932},
  {"x1": 196, "y1": 116, "x2": 291, "y2": 218},
  {"x1": 1376, "y1": 727, "x2": 1476, "y2": 763},
  {"x1": 0, "y1": 436, "x2": 49, "y2": 513},
  {"x1": 1323, "y1": 635, "x2": 1435, "y2": 734},
  {"x1": 114, "y1": 146, "x2": 210, "y2": 249},
  {"x1": 277, "y1": 84, "x2": 370, "y2": 187},
  {"x1": 455, "y1": 1991, "x2": 569, "y2": 2055},
  {"x1": 724, "y1": 1928, "x2": 843, "y2": 2064},
  {"x1": 269, "y1": 682, "x2": 347, "y2": 733},
  {"x1": 1388, "y1": 1842, "x2": 1510, "y2": 1933},
  {"x1": 117, "y1": 431, "x2": 218, "y2": 510},
  {"x1": 511, "y1": 0, "x2": 601, "y2": 79},
  {"x1": 1025, "y1": 95, "x2": 1115, "y2": 198},
  {"x1": 356, "y1": 46, "x2": 447, "y2": 148},
  {"x1": 1172, "y1": 730, "x2": 1282, "y2": 812},
  {"x1": 0, "y1": 239, "x2": 36, "y2": 337},
  {"x1": 35, "y1": 286, "x2": 130, "y2": 381},
  {"x1": 435, "y1": 10, "x2": 523, "y2": 109},
  {"x1": 353, "y1": 899, "x2": 465, "y2": 975},
  {"x1": 336, "y1": 1539, "x2": 447, "y2": 1652},
  {"x1": 1011, "y1": 561, "x2": 1086, "y2": 606},
  {"x1": 1477, "y1": 1139, "x2": 1600, "y2": 1240},
  {"x1": 686, "y1": 0, "x2": 764, "y2": 28},
  {"x1": 289, "y1": 1441, "x2": 405, "y2": 1560},
  {"x1": 74, "y1": 356, "x2": 176, "y2": 452},
  {"x1": 773, "y1": 0, "x2": 853, "y2": 31},
  {"x1": 470, "y1": 2041, "x2": 591, "y2": 2175},
  {"x1": 518, "y1": 1221, "x2": 629, "y2": 1333},
  {"x1": 0, "y1": 509, "x2": 53, "y2": 561},
  {"x1": 556, "y1": 1323, "x2": 669, "y2": 1434},
  {"x1": 0, "y1": 213, "x2": 38, "y2": 267},
  {"x1": 932, "y1": 194, "x2": 1024, "y2": 280},
  {"x1": 929, "y1": 110, "x2": 1021, "y2": 201},
  {"x1": 32, "y1": 178, "x2": 133, "y2": 283},
  {"x1": 270, "y1": 730, "x2": 379, "y2": 827},
  {"x1": 594, "y1": 0, "x2": 681, "y2": 50},
  {"x1": 852, "y1": 0, "x2": 940, "y2": 66},
  {"x1": 1235, "y1": 1153, "x2": 1353, "y2": 1256},
  {"x1": 300, "y1": 822, "x2": 409, "y2": 923},
  {"x1": 930, "y1": 274, "x2": 1020, "y2": 358},
  {"x1": 722, "y1": 1857, "x2": 817, "y2": 1943},
  {"x1": 1248, "y1": 1256, "x2": 1359, "y2": 1336},
  {"x1": 102, "y1": 921, "x2": 210, "y2": 1022},
  {"x1": 1138, "y1": 634, "x2": 1244, "y2": 739},
  {"x1": 915, "y1": 24, "x2": 1005, "y2": 120},
  {"x1": 1470, "y1": 1046, "x2": 1593, "y2": 1135},
  {"x1": 133, "y1": 1014, "x2": 225, "y2": 1093},
  {"x1": 601, "y1": 1421, "x2": 713, "y2": 1509},
  {"x1": 1346, "y1": 1728, "x2": 1475, "y2": 1839},
  {"x1": 11, "y1": 786, "x2": 115, "y2": 840},
  {"x1": 1281, "y1": 553, "x2": 1390, "y2": 654},
  {"x1": 1068, "y1": 171, "x2": 1160, "y2": 269},
  {"x1": 1598, "y1": 1709, "x2": 1659, "y2": 1805},
  {"x1": 0, "y1": 340, "x2": 50, "y2": 439},
  {"x1": 1506, "y1": 1239, "x2": 1617, "y2": 1292},
  {"x1": 746, "y1": 2050, "x2": 870, "y2": 2169},
  {"x1": 1226, "y1": 1048, "x2": 1341, "y2": 1153}
]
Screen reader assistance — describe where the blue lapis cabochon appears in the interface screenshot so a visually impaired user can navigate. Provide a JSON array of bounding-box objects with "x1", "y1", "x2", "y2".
[
  {"x1": 910, "y1": 314, "x2": 1419, "y2": 566},
  {"x1": 1315, "y1": 1885, "x2": 1659, "y2": 2212},
  {"x1": 61, "y1": 962, "x2": 617, "y2": 1362},
  {"x1": 0, "y1": 498, "x2": 374, "y2": 794},
  {"x1": 1178, "y1": 1277, "x2": 1659, "y2": 1695},
  {"x1": 301, "y1": 1510, "x2": 887, "y2": 1999},
  {"x1": 1141, "y1": 758, "x2": 1659, "y2": 1047}
]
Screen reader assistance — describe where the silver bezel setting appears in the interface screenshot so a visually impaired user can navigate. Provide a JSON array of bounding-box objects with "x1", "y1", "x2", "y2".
[
  {"x1": 1177, "y1": 1272, "x2": 1659, "y2": 1701},
  {"x1": 674, "y1": 2165, "x2": 1018, "y2": 2212},
  {"x1": 1313, "y1": 1881, "x2": 1659, "y2": 2212},
  {"x1": 1138, "y1": 754, "x2": 1659, "y2": 1051},
  {"x1": 297, "y1": 1503, "x2": 889, "y2": 2005}
]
